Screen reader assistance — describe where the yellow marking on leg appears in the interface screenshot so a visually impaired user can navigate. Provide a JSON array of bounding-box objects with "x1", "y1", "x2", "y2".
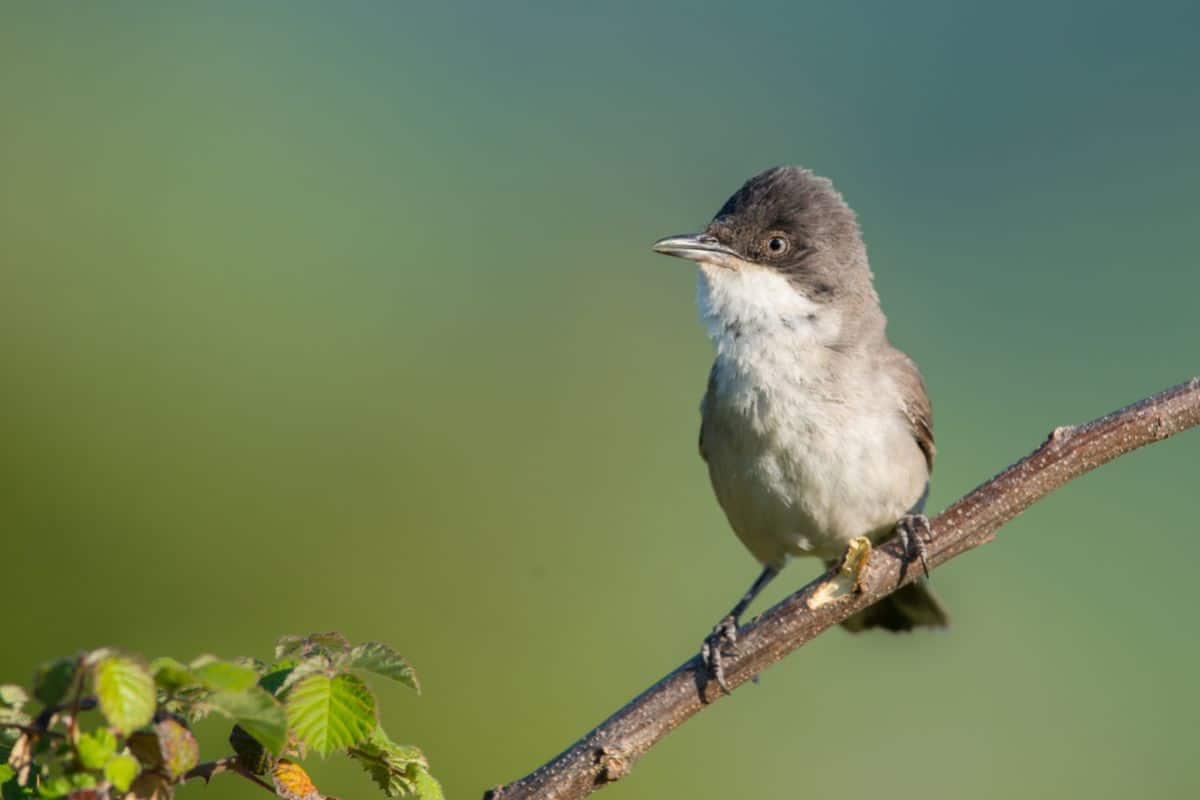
[{"x1": 807, "y1": 537, "x2": 872, "y2": 609}]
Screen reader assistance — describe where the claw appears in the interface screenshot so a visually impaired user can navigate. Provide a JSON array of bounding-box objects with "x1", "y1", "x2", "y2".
[
  {"x1": 701, "y1": 615, "x2": 738, "y2": 693},
  {"x1": 896, "y1": 513, "x2": 933, "y2": 580}
]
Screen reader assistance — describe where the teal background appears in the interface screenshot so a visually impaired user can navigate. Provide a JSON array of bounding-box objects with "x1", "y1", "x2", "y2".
[{"x1": 3, "y1": 2, "x2": 1199, "y2": 798}]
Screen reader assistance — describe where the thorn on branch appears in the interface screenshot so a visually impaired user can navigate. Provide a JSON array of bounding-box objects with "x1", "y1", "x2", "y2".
[{"x1": 1050, "y1": 425, "x2": 1076, "y2": 442}]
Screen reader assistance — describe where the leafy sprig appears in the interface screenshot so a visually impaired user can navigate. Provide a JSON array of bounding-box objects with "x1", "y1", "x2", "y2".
[{"x1": 0, "y1": 634, "x2": 439, "y2": 800}]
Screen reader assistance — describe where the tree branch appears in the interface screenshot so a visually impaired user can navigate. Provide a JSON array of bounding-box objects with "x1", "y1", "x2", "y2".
[{"x1": 484, "y1": 377, "x2": 1200, "y2": 800}]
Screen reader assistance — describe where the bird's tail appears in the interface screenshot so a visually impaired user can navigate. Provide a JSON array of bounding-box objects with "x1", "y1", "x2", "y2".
[{"x1": 840, "y1": 581, "x2": 949, "y2": 632}]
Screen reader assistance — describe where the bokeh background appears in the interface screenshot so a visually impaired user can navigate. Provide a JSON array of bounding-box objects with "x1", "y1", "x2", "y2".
[{"x1": 3, "y1": 2, "x2": 1199, "y2": 798}]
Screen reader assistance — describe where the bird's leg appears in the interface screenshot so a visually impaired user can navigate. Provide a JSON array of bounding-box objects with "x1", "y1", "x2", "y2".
[
  {"x1": 808, "y1": 536, "x2": 873, "y2": 609},
  {"x1": 896, "y1": 513, "x2": 933, "y2": 580},
  {"x1": 701, "y1": 564, "x2": 778, "y2": 693}
]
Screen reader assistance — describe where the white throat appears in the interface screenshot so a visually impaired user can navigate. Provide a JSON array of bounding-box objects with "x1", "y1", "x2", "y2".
[{"x1": 697, "y1": 264, "x2": 841, "y2": 361}]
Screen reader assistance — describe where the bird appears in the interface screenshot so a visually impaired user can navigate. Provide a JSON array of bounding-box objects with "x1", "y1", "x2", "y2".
[{"x1": 651, "y1": 166, "x2": 948, "y2": 691}]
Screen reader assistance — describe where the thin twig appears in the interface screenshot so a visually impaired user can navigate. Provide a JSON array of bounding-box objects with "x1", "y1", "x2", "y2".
[
  {"x1": 0, "y1": 722, "x2": 65, "y2": 739},
  {"x1": 182, "y1": 757, "x2": 240, "y2": 784},
  {"x1": 183, "y1": 756, "x2": 278, "y2": 796},
  {"x1": 485, "y1": 377, "x2": 1200, "y2": 800},
  {"x1": 32, "y1": 696, "x2": 96, "y2": 730},
  {"x1": 234, "y1": 764, "x2": 279, "y2": 796}
]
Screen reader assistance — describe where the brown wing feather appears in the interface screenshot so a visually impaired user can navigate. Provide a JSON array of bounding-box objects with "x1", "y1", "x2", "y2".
[{"x1": 890, "y1": 352, "x2": 935, "y2": 473}]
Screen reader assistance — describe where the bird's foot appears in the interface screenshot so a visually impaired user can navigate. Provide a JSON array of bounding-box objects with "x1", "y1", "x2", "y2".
[
  {"x1": 808, "y1": 536, "x2": 872, "y2": 609},
  {"x1": 896, "y1": 513, "x2": 933, "y2": 580},
  {"x1": 700, "y1": 615, "x2": 739, "y2": 694}
]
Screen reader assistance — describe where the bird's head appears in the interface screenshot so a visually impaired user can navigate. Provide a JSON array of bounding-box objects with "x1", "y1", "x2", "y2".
[{"x1": 652, "y1": 166, "x2": 870, "y2": 302}]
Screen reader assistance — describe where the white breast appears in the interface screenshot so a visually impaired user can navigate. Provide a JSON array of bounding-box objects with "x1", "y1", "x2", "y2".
[{"x1": 697, "y1": 264, "x2": 927, "y2": 568}]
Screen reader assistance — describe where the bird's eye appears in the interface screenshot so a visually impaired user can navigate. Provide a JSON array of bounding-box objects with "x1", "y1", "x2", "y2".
[{"x1": 766, "y1": 235, "x2": 789, "y2": 255}]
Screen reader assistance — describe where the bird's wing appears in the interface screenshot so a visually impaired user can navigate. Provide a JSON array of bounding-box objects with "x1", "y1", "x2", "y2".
[
  {"x1": 698, "y1": 362, "x2": 717, "y2": 462},
  {"x1": 891, "y1": 351, "x2": 935, "y2": 473}
]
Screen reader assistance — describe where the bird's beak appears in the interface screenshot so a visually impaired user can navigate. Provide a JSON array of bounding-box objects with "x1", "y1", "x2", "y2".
[{"x1": 651, "y1": 234, "x2": 741, "y2": 269}]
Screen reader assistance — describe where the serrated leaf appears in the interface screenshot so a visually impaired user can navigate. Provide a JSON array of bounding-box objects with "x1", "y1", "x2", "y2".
[
  {"x1": 411, "y1": 766, "x2": 444, "y2": 800},
  {"x1": 278, "y1": 657, "x2": 329, "y2": 695},
  {"x1": 233, "y1": 657, "x2": 267, "y2": 674},
  {"x1": 305, "y1": 633, "x2": 349, "y2": 654},
  {"x1": 208, "y1": 688, "x2": 287, "y2": 755},
  {"x1": 154, "y1": 717, "x2": 198, "y2": 779},
  {"x1": 274, "y1": 636, "x2": 306, "y2": 661},
  {"x1": 339, "y1": 643, "x2": 419, "y2": 693},
  {"x1": 191, "y1": 660, "x2": 258, "y2": 692},
  {"x1": 285, "y1": 673, "x2": 376, "y2": 757},
  {"x1": 271, "y1": 760, "x2": 321, "y2": 800},
  {"x1": 33, "y1": 658, "x2": 78, "y2": 707},
  {"x1": 76, "y1": 728, "x2": 117, "y2": 769},
  {"x1": 104, "y1": 753, "x2": 139, "y2": 792},
  {"x1": 348, "y1": 729, "x2": 427, "y2": 797},
  {"x1": 148, "y1": 658, "x2": 197, "y2": 692},
  {"x1": 91, "y1": 656, "x2": 155, "y2": 734}
]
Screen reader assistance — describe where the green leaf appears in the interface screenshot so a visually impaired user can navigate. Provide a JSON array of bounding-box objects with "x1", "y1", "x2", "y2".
[
  {"x1": 126, "y1": 731, "x2": 162, "y2": 770},
  {"x1": 154, "y1": 717, "x2": 199, "y2": 779},
  {"x1": 276, "y1": 633, "x2": 349, "y2": 662},
  {"x1": 0, "y1": 766, "x2": 12, "y2": 783},
  {"x1": 209, "y1": 688, "x2": 287, "y2": 756},
  {"x1": 76, "y1": 728, "x2": 117, "y2": 769},
  {"x1": 105, "y1": 754, "x2": 140, "y2": 792},
  {"x1": 277, "y1": 657, "x2": 329, "y2": 695},
  {"x1": 233, "y1": 657, "x2": 267, "y2": 675},
  {"x1": 91, "y1": 655, "x2": 155, "y2": 734},
  {"x1": 306, "y1": 632, "x2": 350, "y2": 654},
  {"x1": 191, "y1": 660, "x2": 258, "y2": 692},
  {"x1": 0, "y1": 690, "x2": 28, "y2": 728},
  {"x1": 0, "y1": 769, "x2": 25, "y2": 800},
  {"x1": 274, "y1": 636, "x2": 306, "y2": 661},
  {"x1": 39, "y1": 775, "x2": 72, "y2": 798},
  {"x1": 149, "y1": 658, "x2": 197, "y2": 692},
  {"x1": 69, "y1": 771, "x2": 98, "y2": 789},
  {"x1": 228, "y1": 725, "x2": 271, "y2": 776},
  {"x1": 339, "y1": 643, "x2": 419, "y2": 693},
  {"x1": 347, "y1": 729, "x2": 427, "y2": 797},
  {"x1": 33, "y1": 658, "x2": 78, "y2": 707},
  {"x1": 285, "y1": 672, "x2": 376, "y2": 757},
  {"x1": 0, "y1": 727, "x2": 18, "y2": 765},
  {"x1": 411, "y1": 766, "x2": 444, "y2": 800},
  {"x1": 258, "y1": 660, "x2": 297, "y2": 696},
  {"x1": 0, "y1": 686, "x2": 27, "y2": 710}
]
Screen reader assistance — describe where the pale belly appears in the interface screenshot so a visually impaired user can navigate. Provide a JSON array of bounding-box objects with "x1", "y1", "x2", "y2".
[{"x1": 702, "y1": 379, "x2": 929, "y2": 568}]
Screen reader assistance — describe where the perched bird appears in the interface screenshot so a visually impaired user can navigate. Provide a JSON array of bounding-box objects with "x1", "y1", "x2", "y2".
[{"x1": 652, "y1": 166, "x2": 948, "y2": 690}]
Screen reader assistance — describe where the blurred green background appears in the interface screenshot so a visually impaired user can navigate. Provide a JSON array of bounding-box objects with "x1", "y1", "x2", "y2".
[{"x1": 3, "y1": 2, "x2": 1198, "y2": 798}]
